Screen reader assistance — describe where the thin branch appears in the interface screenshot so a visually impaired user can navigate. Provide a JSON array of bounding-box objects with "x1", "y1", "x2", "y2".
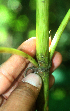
[
  {"x1": 0, "y1": 47, "x2": 38, "y2": 67},
  {"x1": 50, "y1": 9, "x2": 70, "y2": 60}
]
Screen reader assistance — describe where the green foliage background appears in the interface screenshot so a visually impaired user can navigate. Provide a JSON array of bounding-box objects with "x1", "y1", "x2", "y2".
[{"x1": 0, "y1": 0, "x2": 70, "y2": 110}]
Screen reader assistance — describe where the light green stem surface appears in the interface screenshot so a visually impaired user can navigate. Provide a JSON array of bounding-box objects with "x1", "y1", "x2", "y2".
[
  {"x1": 36, "y1": 0, "x2": 49, "y2": 66},
  {"x1": 50, "y1": 9, "x2": 70, "y2": 60},
  {"x1": 0, "y1": 47, "x2": 38, "y2": 67},
  {"x1": 36, "y1": 0, "x2": 49, "y2": 111}
]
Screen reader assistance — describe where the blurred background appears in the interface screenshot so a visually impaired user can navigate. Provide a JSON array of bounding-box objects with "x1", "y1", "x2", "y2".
[{"x1": 0, "y1": 0, "x2": 70, "y2": 110}]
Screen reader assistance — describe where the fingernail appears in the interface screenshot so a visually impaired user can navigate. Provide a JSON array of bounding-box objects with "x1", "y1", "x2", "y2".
[{"x1": 22, "y1": 73, "x2": 42, "y2": 88}]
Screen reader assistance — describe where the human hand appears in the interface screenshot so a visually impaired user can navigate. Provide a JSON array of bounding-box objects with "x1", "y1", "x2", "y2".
[{"x1": 0, "y1": 37, "x2": 62, "y2": 111}]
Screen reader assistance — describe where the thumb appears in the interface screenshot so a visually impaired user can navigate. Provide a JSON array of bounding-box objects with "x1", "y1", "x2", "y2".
[{"x1": 1, "y1": 73, "x2": 42, "y2": 111}]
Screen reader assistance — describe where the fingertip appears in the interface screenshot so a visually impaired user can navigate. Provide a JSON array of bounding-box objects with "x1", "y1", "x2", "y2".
[
  {"x1": 18, "y1": 37, "x2": 36, "y2": 57},
  {"x1": 50, "y1": 51, "x2": 62, "y2": 73},
  {"x1": 53, "y1": 51, "x2": 62, "y2": 64}
]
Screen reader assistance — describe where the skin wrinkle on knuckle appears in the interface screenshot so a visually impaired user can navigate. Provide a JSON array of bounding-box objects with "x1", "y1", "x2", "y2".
[
  {"x1": 0, "y1": 56, "x2": 27, "y2": 84},
  {"x1": 0, "y1": 85, "x2": 37, "y2": 111},
  {"x1": 0, "y1": 70, "x2": 15, "y2": 83},
  {"x1": 14, "y1": 83, "x2": 37, "y2": 101}
]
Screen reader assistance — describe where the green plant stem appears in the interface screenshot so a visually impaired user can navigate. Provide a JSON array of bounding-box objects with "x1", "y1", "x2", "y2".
[
  {"x1": 0, "y1": 47, "x2": 38, "y2": 67},
  {"x1": 0, "y1": 5, "x2": 69, "y2": 111},
  {"x1": 36, "y1": 0, "x2": 49, "y2": 111},
  {"x1": 50, "y1": 9, "x2": 70, "y2": 60},
  {"x1": 36, "y1": 0, "x2": 49, "y2": 66}
]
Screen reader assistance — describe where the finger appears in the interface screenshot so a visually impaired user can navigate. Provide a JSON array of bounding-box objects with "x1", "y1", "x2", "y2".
[
  {"x1": 49, "y1": 52, "x2": 62, "y2": 88},
  {"x1": 2, "y1": 51, "x2": 62, "y2": 98},
  {"x1": 2, "y1": 63, "x2": 34, "y2": 99},
  {"x1": 0, "y1": 37, "x2": 36, "y2": 95},
  {"x1": 49, "y1": 75, "x2": 55, "y2": 89},
  {"x1": 0, "y1": 37, "x2": 51, "y2": 95},
  {"x1": 50, "y1": 51, "x2": 62, "y2": 73},
  {"x1": 18, "y1": 37, "x2": 36, "y2": 57},
  {"x1": 2, "y1": 73, "x2": 55, "y2": 106},
  {"x1": 1, "y1": 75, "x2": 55, "y2": 106},
  {"x1": 1, "y1": 73, "x2": 42, "y2": 111}
]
